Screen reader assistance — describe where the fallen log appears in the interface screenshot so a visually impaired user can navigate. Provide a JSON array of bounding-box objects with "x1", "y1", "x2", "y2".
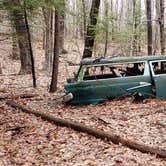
[
  {"x1": 0, "y1": 94, "x2": 38, "y2": 100},
  {"x1": 6, "y1": 101, "x2": 166, "y2": 158}
]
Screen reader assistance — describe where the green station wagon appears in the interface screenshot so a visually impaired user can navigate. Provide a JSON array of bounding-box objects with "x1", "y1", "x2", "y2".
[{"x1": 64, "y1": 56, "x2": 166, "y2": 105}]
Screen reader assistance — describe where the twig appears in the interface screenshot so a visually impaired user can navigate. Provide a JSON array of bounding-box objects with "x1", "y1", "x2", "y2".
[
  {"x1": 5, "y1": 125, "x2": 29, "y2": 132},
  {"x1": 94, "y1": 116, "x2": 111, "y2": 125},
  {"x1": 0, "y1": 94, "x2": 38, "y2": 100}
]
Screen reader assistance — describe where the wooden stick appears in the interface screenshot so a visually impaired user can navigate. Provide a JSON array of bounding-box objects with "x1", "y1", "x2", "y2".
[
  {"x1": 5, "y1": 125, "x2": 29, "y2": 132},
  {"x1": 6, "y1": 101, "x2": 166, "y2": 158},
  {"x1": 0, "y1": 94, "x2": 38, "y2": 100}
]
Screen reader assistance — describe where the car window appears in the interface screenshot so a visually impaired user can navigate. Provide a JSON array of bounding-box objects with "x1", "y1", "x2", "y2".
[
  {"x1": 83, "y1": 62, "x2": 145, "y2": 80},
  {"x1": 152, "y1": 61, "x2": 166, "y2": 75}
]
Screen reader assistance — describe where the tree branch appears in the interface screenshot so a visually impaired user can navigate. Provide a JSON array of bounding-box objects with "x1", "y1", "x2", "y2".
[
  {"x1": 6, "y1": 101, "x2": 166, "y2": 158},
  {"x1": 0, "y1": 94, "x2": 38, "y2": 100}
]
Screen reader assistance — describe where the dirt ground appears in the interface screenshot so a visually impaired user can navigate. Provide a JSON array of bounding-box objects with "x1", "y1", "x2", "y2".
[{"x1": 0, "y1": 40, "x2": 166, "y2": 165}]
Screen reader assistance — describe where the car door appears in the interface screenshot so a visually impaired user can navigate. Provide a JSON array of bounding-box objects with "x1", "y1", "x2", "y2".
[
  {"x1": 150, "y1": 60, "x2": 166, "y2": 99},
  {"x1": 65, "y1": 62, "x2": 152, "y2": 104}
]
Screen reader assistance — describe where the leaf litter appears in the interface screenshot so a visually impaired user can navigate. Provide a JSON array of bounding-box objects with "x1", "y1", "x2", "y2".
[{"x1": 0, "y1": 40, "x2": 165, "y2": 165}]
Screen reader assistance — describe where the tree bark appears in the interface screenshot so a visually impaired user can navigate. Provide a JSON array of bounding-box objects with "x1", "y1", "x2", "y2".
[
  {"x1": 104, "y1": 0, "x2": 109, "y2": 57},
  {"x1": 10, "y1": 0, "x2": 32, "y2": 74},
  {"x1": 49, "y1": 10, "x2": 60, "y2": 93},
  {"x1": 11, "y1": 30, "x2": 19, "y2": 60},
  {"x1": 59, "y1": 15, "x2": 65, "y2": 52},
  {"x1": 81, "y1": 0, "x2": 87, "y2": 39},
  {"x1": 137, "y1": 0, "x2": 142, "y2": 53},
  {"x1": 9, "y1": 12, "x2": 19, "y2": 60},
  {"x1": 50, "y1": 10, "x2": 53, "y2": 69},
  {"x1": 154, "y1": 0, "x2": 160, "y2": 54},
  {"x1": 131, "y1": 0, "x2": 138, "y2": 56},
  {"x1": 110, "y1": 0, "x2": 114, "y2": 41},
  {"x1": 59, "y1": 0, "x2": 66, "y2": 53},
  {"x1": 146, "y1": 0, "x2": 153, "y2": 55},
  {"x1": 82, "y1": 0, "x2": 100, "y2": 59},
  {"x1": 42, "y1": 8, "x2": 53, "y2": 71},
  {"x1": 6, "y1": 101, "x2": 166, "y2": 158},
  {"x1": 23, "y1": 2, "x2": 36, "y2": 88},
  {"x1": 42, "y1": 29, "x2": 46, "y2": 50},
  {"x1": 159, "y1": 0, "x2": 165, "y2": 55},
  {"x1": 0, "y1": 63, "x2": 2, "y2": 74}
]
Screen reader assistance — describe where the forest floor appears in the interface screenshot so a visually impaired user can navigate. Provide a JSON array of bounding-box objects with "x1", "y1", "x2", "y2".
[{"x1": 0, "y1": 40, "x2": 166, "y2": 165}]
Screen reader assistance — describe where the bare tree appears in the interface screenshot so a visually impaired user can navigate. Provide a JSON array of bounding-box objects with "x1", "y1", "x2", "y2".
[
  {"x1": 146, "y1": 0, "x2": 153, "y2": 55},
  {"x1": 104, "y1": 0, "x2": 109, "y2": 57},
  {"x1": 131, "y1": 0, "x2": 141, "y2": 56},
  {"x1": 11, "y1": 29, "x2": 19, "y2": 60},
  {"x1": 10, "y1": 0, "x2": 32, "y2": 74},
  {"x1": 81, "y1": 0, "x2": 87, "y2": 39},
  {"x1": 59, "y1": 0, "x2": 66, "y2": 53},
  {"x1": 24, "y1": 2, "x2": 36, "y2": 87},
  {"x1": 130, "y1": 0, "x2": 137, "y2": 56},
  {"x1": 9, "y1": 12, "x2": 19, "y2": 60},
  {"x1": 0, "y1": 63, "x2": 2, "y2": 74},
  {"x1": 110, "y1": 0, "x2": 114, "y2": 41},
  {"x1": 43, "y1": 8, "x2": 53, "y2": 71},
  {"x1": 159, "y1": 0, "x2": 165, "y2": 55},
  {"x1": 50, "y1": 9, "x2": 60, "y2": 93},
  {"x1": 154, "y1": 0, "x2": 160, "y2": 54},
  {"x1": 82, "y1": 0, "x2": 100, "y2": 59}
]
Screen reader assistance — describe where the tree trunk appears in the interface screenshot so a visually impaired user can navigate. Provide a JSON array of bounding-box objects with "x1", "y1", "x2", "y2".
[
  {"x1": 159, "y1": 0, "x2": 165, "y2": 55},
  {"x1": 24, "y1": 2, "x2": 36, "y2": 88},
  {"x1": 50, "y1": 10, "x2": 60, "y2": 93},
  {"x1": 43, "y1": 8, "x2": 53, "y2": 71},
  {"x1": 9, "y1": 12, "x2": 19, "y2": 60},
  {"x1": 59, "y1": 14, "x2": 65, "y2": 53},
  {"x1": 104, "y1": 0, "x2": 109, "y2": 57},
  {"x1": 7, "y1": 101, "x2": 166, "y2": 158},
  {"x1": 118, "y1": 0, "x2": 124, "y2": 32},
  {"x1": 10, "y1": 0, "x2": 32, "y2": 74},
  {"x1": 50, "y1": 10, "x2": 54, "y2": 70},
  {"x1": 110, "y1": 0, "x2": 114, "y2": 41},
  {"x1": 59, "y1": 0, "x2": 65, "y2": 53},
  {"x1": 82, "y1": 0, "x2": 100, "y2": 59},
  {"x1": 131, "y1": 0, "x2": 137, "y2": 56},
  {"x1": 146, "y1": 0, "x2": 153, "y2": 55},
  {"x1": 42, "y1": 29, "x2": 46, "y2": 50},
  {"x1": 154, "y1": 0, "x2": 160, "y2": 55},
  {"x1": 137, "y1": 0, "x2": 142, "y2": 53},
  {"x1": 11, "y1": 29, "x2": 19, "y2": 60},
  {"x1": 81, "y1": 0, "x2": 87, "y2": 39},
  {"x1": 0, "y1": 63, "x2": 2, "y2": 74}
]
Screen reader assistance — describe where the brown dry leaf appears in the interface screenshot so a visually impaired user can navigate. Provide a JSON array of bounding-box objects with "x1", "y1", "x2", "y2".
[{"x1": 0, "y1": 40, "x2": 165, "y2": 165}]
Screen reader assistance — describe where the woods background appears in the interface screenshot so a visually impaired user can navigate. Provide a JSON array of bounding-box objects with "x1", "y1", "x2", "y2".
[
  {"x1": 0, "y1": 0, "x2": 166, "y2": 89},
  {"x1": 0, "y1": 1, "x2": 166, "y2": 165}
]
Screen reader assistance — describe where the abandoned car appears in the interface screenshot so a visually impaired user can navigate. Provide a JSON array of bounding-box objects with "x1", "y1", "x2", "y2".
[{"x1": 64, "y1": 56, "x2": 166, "y2": 105}]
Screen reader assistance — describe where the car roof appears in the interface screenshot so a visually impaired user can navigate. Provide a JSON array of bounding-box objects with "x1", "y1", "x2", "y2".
[{"x1": 81, "y1": 55, "x2": 166, "y2": 65}]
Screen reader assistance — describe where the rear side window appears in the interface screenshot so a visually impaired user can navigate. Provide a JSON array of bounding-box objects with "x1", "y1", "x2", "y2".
[
  {"x1": 83, "y1": 62, "x2": 145, "y2": 80},
  {"x1": 152, "y1": 61, "x2": 166, "y2": 75}
]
